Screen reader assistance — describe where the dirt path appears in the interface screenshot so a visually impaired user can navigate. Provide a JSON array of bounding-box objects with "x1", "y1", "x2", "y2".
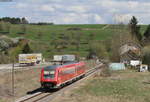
[
  {"x1": 82, "y1": 24, "x2": 110, "y2": 31},
  {"x1": 101, "y1": 24, "x2": 110, "y2": 30}
]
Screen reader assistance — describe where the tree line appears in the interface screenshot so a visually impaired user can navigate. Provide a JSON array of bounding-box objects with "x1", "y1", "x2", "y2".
[
  {"x1": 0, "y1": 17, "x2": 54, "y2": 25},
  {"x1": 0, "y1": 17, "x2": 29, "y2": 24},
  {"x1": 30, "y1": 22, "x2": 54, "y2": 25}
]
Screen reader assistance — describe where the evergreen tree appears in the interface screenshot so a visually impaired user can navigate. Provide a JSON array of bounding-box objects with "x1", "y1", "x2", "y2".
[
  {"x1": 129, "y1": 16, "x2": 142, "y2": 41},
  {"x1": 22, "y1": 43, "x2": 33, "y2": 54}
]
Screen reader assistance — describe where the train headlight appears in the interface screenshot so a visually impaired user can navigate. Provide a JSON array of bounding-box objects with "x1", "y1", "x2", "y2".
[
  {"x1": 44, "y1": 71, "x2": 55, "y2": 75},
  {"x1": 44, "y1": 71, "x2": 49, "y2": 75},
  {"x1": 49, "y1": 71, "x2": 55, "y2": 74}
]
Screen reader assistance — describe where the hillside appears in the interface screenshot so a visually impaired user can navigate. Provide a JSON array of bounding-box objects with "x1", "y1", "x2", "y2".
[
  {"x1": 8, "y1": 24, "x2": 119, "y2": 42},
  {"x1": 0, "y1": 24, "x2": 147, "y2": 62}
]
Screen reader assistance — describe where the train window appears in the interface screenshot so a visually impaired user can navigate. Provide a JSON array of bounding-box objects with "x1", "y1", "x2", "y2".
[
  {"x1": 44, "y1": 70, "x2": 55, "y2": 79},
  {"x1": 77, "y1": 65, "x2": 85, "y2": 71},
  {"x1": 61, "y1": 68, "x2": 75, "y2": 75}
]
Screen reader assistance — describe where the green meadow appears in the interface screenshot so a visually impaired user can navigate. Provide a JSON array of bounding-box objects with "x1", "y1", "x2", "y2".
[{"x1": 1, "y1": 24, "x2": 147, "y2": 60}]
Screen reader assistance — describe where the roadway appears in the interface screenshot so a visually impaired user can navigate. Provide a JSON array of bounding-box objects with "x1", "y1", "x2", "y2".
[{"x1": 0, "y1": 62, "x2": 52, "y2": 74}]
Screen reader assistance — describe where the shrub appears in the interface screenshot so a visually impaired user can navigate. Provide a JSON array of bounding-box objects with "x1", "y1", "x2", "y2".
[
  {"x1": 22, "y1": 43, "x2": 33, "y2": 54},
  {"x1": 142, "y1": 46, "x2": 150, "y2": 66},
  {"x1": 88, "y1": 41, "x2": 109, "y2": 60}
]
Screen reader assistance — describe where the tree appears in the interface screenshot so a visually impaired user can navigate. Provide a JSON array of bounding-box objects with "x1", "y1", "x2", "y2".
[
  {"x1": 129, "y1": 16, "x2": 142, "y2": 41},
  {"x1": 88, "y1": 41, "x2": 109, "y2": 60},
  {"x1": 11, "y1": 17, "x2": 21, "y2": 24},
  {"x1": 53, "y1": 39, "x2": 68, "y2": 52},
  {"x1": 0, "y1": 17, "x2": 23, "y2": 24},
  {"x1": 87, "y1": 49, "x2": 97, "y2": 59},
  {"x1": 21, "y1": 17, "x2": 28, "y2": 24},
  {"x1": 142, "y1": 46, "x2": 150, "y2": 66},
  {"x1": 144, "y1": 24, "x2": 150, "y2": 38},
  {"x1": 22, "y1": 43, "x2": 33, "y2": 54}
]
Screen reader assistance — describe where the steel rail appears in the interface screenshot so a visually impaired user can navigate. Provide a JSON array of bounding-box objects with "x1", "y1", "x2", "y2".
[{"x1": 17, "y1": 92, "x2": 44, "y2": 102}]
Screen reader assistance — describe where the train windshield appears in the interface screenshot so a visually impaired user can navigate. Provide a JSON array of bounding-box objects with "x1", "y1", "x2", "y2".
[{"x1": 44, "y1": 69, "x2": 55, "y2": 79}]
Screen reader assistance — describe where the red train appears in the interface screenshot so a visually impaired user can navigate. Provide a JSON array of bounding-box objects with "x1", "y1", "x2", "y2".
[{"x1": 40, "y1": 61, "x2": 86, "y2": 89}]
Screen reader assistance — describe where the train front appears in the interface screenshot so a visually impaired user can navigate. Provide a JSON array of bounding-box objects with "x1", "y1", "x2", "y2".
[{"x1": 40, "y1": 65, "x2": 58, "y2": 89}]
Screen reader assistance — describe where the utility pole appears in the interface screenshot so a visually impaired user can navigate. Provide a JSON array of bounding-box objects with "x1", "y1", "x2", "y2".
[{"x1": 12, "y1": 60, "x2": 15, "y2": 102}]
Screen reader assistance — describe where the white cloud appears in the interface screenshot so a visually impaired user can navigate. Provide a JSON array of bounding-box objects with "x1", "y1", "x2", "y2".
[
  {"x1": 114, "y1": 14, "x2": 132, "y2": 24},
  {"x1": 69, "y1": 5, "x2": 88, "y2": 13},
  {"x1": 94, "y1": 14, "x2": 105, "y2": 24},
  {"x1": 52, "y1": 13, "x2": 89, "y2": 24},
  {"x1": 40, "y1": 5, "x2": 55, "y2": 12},
  {"x1": 15, "y1": 3, "x2": 28, "y2": 8},
  {"x1": 4, "y1": 0, "x2": 150, "y2": 24}
]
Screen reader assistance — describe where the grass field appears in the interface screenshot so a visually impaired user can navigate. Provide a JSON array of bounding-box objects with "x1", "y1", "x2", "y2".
[
  {"x1": 75, "y1": 70, "x2": 150, "y2": 102},
  {"x1": 8, "y1": 24, "x2": 119, "y2": 42},
  {"x1": 0, "y1": 24, "x2": 148, "y2": 60},
  {"x1": 1, "y1": 24, "x2": 117, "y2": 59},
  {"x1": 51, "y1": 69, "x2": 150, "y2": 102}
]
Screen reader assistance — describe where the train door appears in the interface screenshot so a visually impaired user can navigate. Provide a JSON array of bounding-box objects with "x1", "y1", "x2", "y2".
[{"x1": 57, "y1": 69, "x2": 62, "y2": 85}]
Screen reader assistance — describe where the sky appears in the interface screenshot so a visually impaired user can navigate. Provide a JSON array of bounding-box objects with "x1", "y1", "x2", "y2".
[{"x1": 0, "y1": 0, "x2": 150, "y2": 24}]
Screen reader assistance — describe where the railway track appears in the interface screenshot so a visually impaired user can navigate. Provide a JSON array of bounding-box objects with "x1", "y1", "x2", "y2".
[
  {"x1": 19, "y1": 92, "x2": 52, "y2": 102},
  {"x1": 16, "y1": 63, "x2": 103, "y2": 102}
]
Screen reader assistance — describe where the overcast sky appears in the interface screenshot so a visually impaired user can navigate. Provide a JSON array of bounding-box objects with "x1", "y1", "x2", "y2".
[{"x1": 0, "y1": 0, "x2": 150, "y2": 24}]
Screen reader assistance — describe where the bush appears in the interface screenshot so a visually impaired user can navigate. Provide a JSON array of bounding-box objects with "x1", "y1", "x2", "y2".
[
  {"x1": 0, "y1": 39, "x2": 9, "y2": 51},
  {"x1": 100, "y1": 65, "x2": 111, "y2": 77},
  {"x1": 88, "y1": 41, "x2": 109, "y2": 60},
  {"x1": 94, "y1": 63, "x2": 111, "y2": 77},
  {"x1": 142, "y1": 46, "x2": 150, "y2": 66},
  {"x1": 22, "y1": 43, "x2": 33, "y2": 54}
]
